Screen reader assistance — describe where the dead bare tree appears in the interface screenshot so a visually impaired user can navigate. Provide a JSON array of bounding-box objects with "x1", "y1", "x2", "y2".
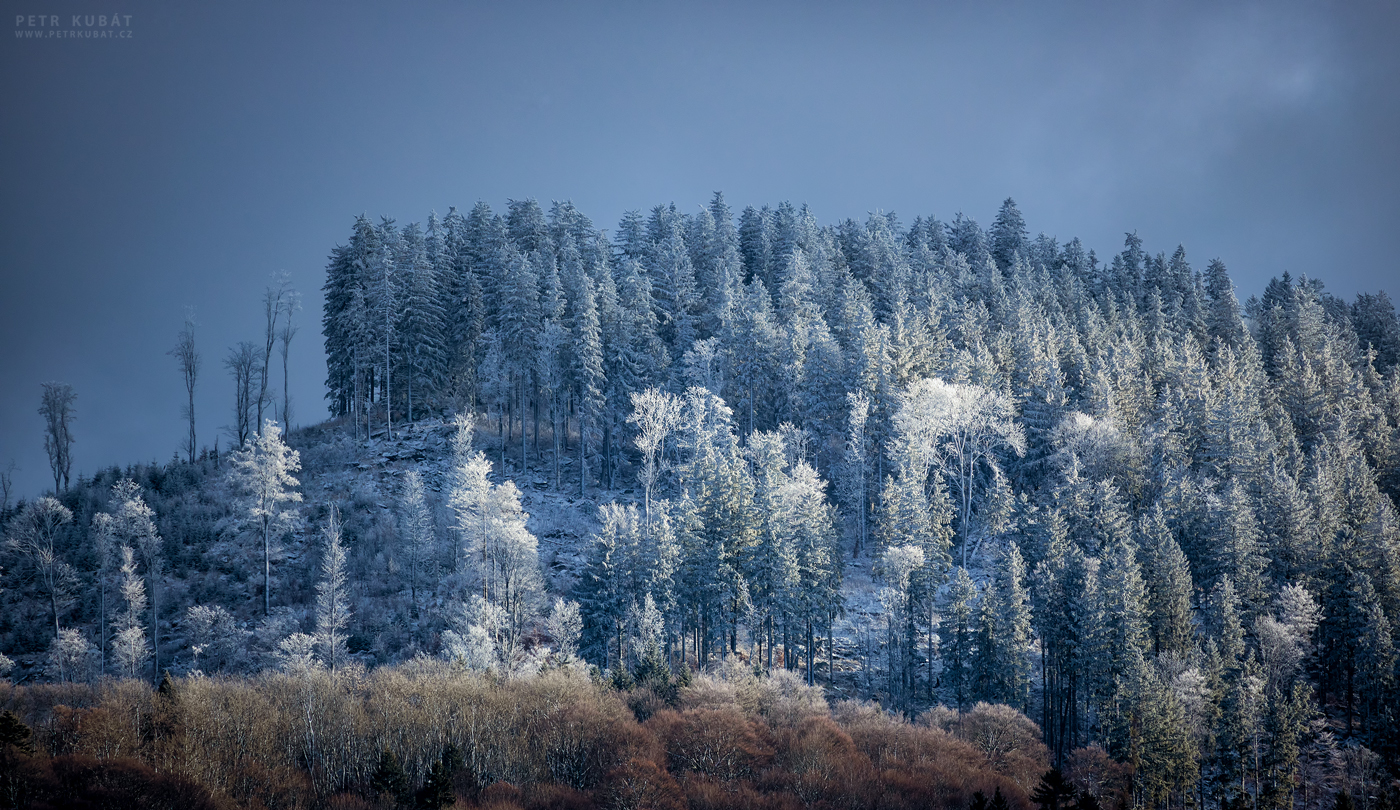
[
  {"x1": 170, "y1": 309, "x2": 200, "y2": 462},
  {"x1": 38, "y1": 382, "x2": 76, "y2": 494}
]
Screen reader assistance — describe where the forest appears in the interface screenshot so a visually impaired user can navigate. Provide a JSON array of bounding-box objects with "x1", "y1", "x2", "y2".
[{"x1": 2, "y1": 195, "x2": 1400, "y2": 810}]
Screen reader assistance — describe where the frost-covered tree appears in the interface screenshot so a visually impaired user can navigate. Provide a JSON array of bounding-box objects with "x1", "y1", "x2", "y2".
[
  {"x1": 228, "y1": 419, "x2": 303, "y2": 615},
  {"x1": 399, "y1": 469, "x2": 436, "y2": 616},
  {"x1": 840, "y1": 391, "x2": 873, "y2": 558},
  {"x1": 446, "y1": 413, "x2": 543, "y2": 665},
  {"x1": 943, "y1": 566, "x2": 978, "y2": 708},
  {"x1": 105, "y1": 480, "x2": 164, "y2": 679},
  {"x1": 185, "y1": 604, "x2": 246, "y2": 674},
  {"x1": 49, "y1": 628, "x2": 95, "y2": 684},
  {"x1": 894, "y1": 378, "x2": 1027, "y2": 567},
  {"x1": 6, "y1": 497, "x2": 76, "y2": 656},
  {"x1": 628, "y1": 387, "x2": 683, "y2": 524},
  {"x1": 880, "y1": 543, "x2": 925, "y2": 710},
  {"x1": 112, "y1": 545, "x2": 150, "y2": 680},
  {"x1": 975, "y1": 542, "x2": 1032, "y2": 710},
  {"x1": 397, "y1": 221, "x2": 446, "y2": 421},
  {"x1": 546, "y1": 597, "x2": 583, "y2": 662},
  {"x1": 314, "y1": 506, "x2": 351, "y2": 672}
]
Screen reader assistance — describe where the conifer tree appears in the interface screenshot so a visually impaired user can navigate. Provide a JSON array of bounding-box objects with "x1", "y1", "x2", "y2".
[
  {"x1": 1139, "y1": 506, "x2": 1195, "y2": 657},
  {"x1": 399, "y1": 470, "x2": 435, "y2": 616},
  {"x1": 398, "y1": 220, "x2": 447, "y2": 420},
  {"x1": 315, "y1": 505, "x2": 351, "y2": 672},
  {"x1": 976, "y1": 543, "x2": 1033, "y2": 710}
]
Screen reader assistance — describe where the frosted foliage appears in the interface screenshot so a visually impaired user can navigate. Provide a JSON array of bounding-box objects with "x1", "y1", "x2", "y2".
[
  {"x1": 399, "y1": 469, "x2": 436, "y2": 607},
  {"x1": 229, "y1": 420, "x2": 303, "y2": 536},
  {"x1": 546, "y1": 598, "x2": 583, "y2": 660},
  {"x1": 1051, "y1": 411, "x2": 1133, "y2": 478},
  {"x1": 895, "y1": 378, "x2": 1026, "y2": 565},
  {"x1": 315, "y1": 507, "x2": 352, "y2": 671},
  {"x1": 628, "y1": 387, "x2": 683, "y2": 513},
  {"x1": 896, "y1": 378, "x2": 1027, "y2": 473},
  {"x1": 110, "y1": 479, "x2": 159, "y2": 556},
  {"x1": 1276, "y1": 582, "x2": 1321, "y2": 636},
  {"x1": 448, "y1": 411, "x2": 544, "y2": 663},
  {"x1": 441, "y1": 595, "x2": 506, "y2": 672},
  {"x1": 49, "y1": 628, "x2": 95, "y2": 683},
  {"x1": 277, "y1": 633, "x2": 321, "y2": 675},
  {"x1": 881, "y1": 544, "x2": 926, "y2": 593},
  {"x1": 112, "y1": 545, "x2": 149, "y2": 679},
  {"x1": 627, "y1": 593, "x2": 665, "y2": 664},
  {"x1": 1256, "y1": 582, "x2": 1321, "y2": 690},
  {"x1": 442, "y1": 624, "x2": 496, "y2": 672},
  {"x1": 185, "y1": 604, "x2": 244, "y2": 673},
  {"x1": 228, "y1": 419, "x2": 303, "y2": 614}
]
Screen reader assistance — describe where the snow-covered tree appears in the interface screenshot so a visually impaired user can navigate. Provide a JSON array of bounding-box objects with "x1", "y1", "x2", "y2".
[
  {"x1": 628, "y1": 387, "x2": 683, "y2": 524},
  {"x1": 228, "y1": 419, "x2": 303, "y2": 615},
  {"x1": 446, "y1": 413, "x2": 543, "y2": 665},
  {"x1": 399, "y1": 469, "x2": 436, "y2": 615},
  {"x1": 894, "y1": 377, "x2": 1027, "y2": 567},
  {"x1": 104, "y1": 479, "x2": 164, "y2": 679},
  {"x1": 314, "y1": 506, "x2": 351, "y2": 672},
  {"x1": 6, "y1": 497, "x2": 76, "y2": 656},
  {"x1": 111, "y1": 545, "x2": 150, "y2": 680}
]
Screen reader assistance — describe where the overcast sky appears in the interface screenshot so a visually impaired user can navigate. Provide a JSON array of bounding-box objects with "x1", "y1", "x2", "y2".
[{"x1": 1, "y1": 0, "x2": 1396, "y2": 500}]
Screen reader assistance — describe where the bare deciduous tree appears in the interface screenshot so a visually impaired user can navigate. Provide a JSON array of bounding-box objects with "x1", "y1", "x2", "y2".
[
  {"x1": 170, "y1": 309, "x2": 200, "y2": 462},
  {"x1": 278, "y1": 288, "x2": 301, "y2": 430},
  {"x1": 225, "y1": 341, "x2": 260, "y2": 448},
  {"x1": 38, "y1": 382, "x2": 76, "y2": 494},
  {"x1": 893, "y1": 378, "x2": 1026, "y2": 567},
  {"x1": 259, "y1": 273, "x2": 294, "y2": 438},
  {"x1": 0, "y1": 459, "x2": 16, "y2": 513}
]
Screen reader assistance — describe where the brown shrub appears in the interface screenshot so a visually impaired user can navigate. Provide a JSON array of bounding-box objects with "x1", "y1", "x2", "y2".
[
  {"x1": 645, "y1": 707, "x2": 773, "y2": 782},
  {"x1": 8, "y1": 752, "x2": 230, "y2": 810},
  {"x1": 682, "y1": 775, "x2": 801, "y2": 810},
  {"x1": 520, "y1": 782, "x2": 598, "y2": 810},
  {"x1": 922, "y1": 702, "x2": 1050, "y2": 793},
  {"x1": 527, "y1": 696, "x2": 654, "y2": 789},
  {"x1": 604, "y1": 758, "x2": 685, "y2": 810},
  {"x1": 325, "y1": 792, "x2": 376, "y2": 810},
  {"x1": 771, "y1": 715, "x2": 879, "y2": 809},
  {"x1": 1065, "y1": 745, "x2": 1132, "y2": 808},
  {"x1": 480, "y1": 781, "x2": 526, "y2": 809}
]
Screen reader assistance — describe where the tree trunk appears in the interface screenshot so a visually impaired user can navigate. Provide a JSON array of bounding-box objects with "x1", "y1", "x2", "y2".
[{"x1": 264, "y1": 521, "x2": 272, "y2": 616}]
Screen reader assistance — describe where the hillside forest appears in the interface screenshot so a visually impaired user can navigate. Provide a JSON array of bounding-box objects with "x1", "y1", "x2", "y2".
[{"x1": 2, "y1": 196, "x2": 1400, "y2": 810}]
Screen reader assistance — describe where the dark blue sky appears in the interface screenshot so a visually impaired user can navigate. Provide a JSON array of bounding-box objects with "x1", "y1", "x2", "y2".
[{"x1": 2, "y1": 0, "x2": 1397, "y2": 499}]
